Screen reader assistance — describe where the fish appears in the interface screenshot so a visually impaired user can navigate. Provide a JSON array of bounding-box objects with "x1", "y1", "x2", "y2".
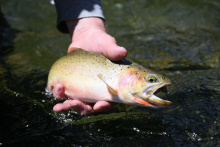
[{"x1": 46, "y1": 48, "x2": 172, "y2": 108}]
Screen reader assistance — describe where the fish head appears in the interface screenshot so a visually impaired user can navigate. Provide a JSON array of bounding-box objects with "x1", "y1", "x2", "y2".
[{"x1": 126, "y1": 69, "x2": 172, "y2": 108}]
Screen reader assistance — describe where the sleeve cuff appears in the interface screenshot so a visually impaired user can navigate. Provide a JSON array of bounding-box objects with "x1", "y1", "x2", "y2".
[{"x1": 54, "y1": 0, "x2": 105, "y2": 33}]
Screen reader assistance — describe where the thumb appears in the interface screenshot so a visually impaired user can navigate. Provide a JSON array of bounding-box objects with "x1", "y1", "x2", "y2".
[{"x1": 98, "y1": 35, "x2": 127, "y2": 61}]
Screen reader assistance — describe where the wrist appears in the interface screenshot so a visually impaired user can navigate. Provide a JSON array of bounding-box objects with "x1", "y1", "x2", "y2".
[{"x1": 66, "y1": 17, "x2": 106, "y2": 39}]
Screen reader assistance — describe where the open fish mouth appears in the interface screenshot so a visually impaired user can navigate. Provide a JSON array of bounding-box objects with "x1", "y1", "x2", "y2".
[{"x1": 134, "y1": 84, "x2": 172, "y2": 107}]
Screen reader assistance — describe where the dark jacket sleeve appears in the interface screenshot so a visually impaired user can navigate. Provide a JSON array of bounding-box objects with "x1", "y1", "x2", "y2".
[{"x1": 54, "y1": 0, "x2": 105, "y2": 33}]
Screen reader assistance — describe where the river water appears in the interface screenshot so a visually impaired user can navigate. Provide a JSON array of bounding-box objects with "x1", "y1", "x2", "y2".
[{"x1": 0, "y1": 0, "x2": 219, "y2": 146}]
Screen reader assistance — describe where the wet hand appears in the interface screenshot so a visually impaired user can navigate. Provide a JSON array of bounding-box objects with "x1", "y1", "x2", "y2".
[
  {"x1": 66, "y1": 17, "x2": 127, "y2": 61},
  {"x1": 52, "y1": 83, "x2": 116, "y2": 115}
]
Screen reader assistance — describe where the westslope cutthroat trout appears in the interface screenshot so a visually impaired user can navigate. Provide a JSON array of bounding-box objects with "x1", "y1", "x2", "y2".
[{"x1": 46, "y1": 49, "x2": 172, "y2": 108}]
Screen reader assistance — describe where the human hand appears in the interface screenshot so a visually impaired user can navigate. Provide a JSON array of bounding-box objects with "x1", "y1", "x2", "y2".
[
  {"x1": 53, "y1": 17, "x2": 127, "y2": 115},
  {"x1": 66, "y1": 17, "x2": 127, "y2": 60},
  {"x1": 52, "y1": 83, "x2": 116, "y2": 115}
]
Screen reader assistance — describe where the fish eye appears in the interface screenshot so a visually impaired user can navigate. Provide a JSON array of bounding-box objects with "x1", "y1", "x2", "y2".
[
  {"x1": 149, "y1": 78, "x2": 154, "y2": 82},
  {"x1": 145, "y1": 74, "x2": 158, "y2": 83}
]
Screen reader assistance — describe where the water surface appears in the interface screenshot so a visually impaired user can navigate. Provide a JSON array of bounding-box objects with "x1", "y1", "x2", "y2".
[{"x1": 0, "y1": 0, "x2": 219, "y2": 146}]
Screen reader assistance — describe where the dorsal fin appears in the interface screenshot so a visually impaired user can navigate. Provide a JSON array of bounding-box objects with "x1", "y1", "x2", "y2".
[{"x1": 67, "y1": 47, "x2": 83, "y2": 54}]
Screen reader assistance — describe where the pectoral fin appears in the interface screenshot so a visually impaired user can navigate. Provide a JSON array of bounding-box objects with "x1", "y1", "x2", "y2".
[
  {"x1": 98, "y1": 74, "x2": 118, "y2": 95},
  {"x1": 120, "y1": 87, "x2": 133, "y2": 103}
]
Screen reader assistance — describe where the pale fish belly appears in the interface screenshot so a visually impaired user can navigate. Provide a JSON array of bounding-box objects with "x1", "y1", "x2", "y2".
[{"x1": 58, "y1": 72, "x2": 121, "y2": 103}]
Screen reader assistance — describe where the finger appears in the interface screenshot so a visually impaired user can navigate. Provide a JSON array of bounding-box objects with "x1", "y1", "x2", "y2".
[
  {"x1": 53, "y1": 99, "x2": 93, "y2": 115},
  {"x1": 97, "y1": 34, "x2": 127, "y2": 61},
  {"x1": 53, "y1": 83, "x2": 66, "y2": 100},
  {"x1": 93, "y1": 101, "x2": 116, "y2": 112}
]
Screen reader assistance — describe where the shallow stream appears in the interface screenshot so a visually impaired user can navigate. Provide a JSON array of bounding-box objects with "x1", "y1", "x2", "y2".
[{"x1": 0, "y1": 0, "x2": 219, "y2": 146}]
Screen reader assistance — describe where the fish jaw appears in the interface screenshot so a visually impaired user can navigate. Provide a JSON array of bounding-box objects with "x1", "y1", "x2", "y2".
[
  {"x1": 134, "y1": 83, "x2": 172, "y2": 107},
  {"x1": 133, "y1": 93, "x2": 172, "y2": 108}
]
